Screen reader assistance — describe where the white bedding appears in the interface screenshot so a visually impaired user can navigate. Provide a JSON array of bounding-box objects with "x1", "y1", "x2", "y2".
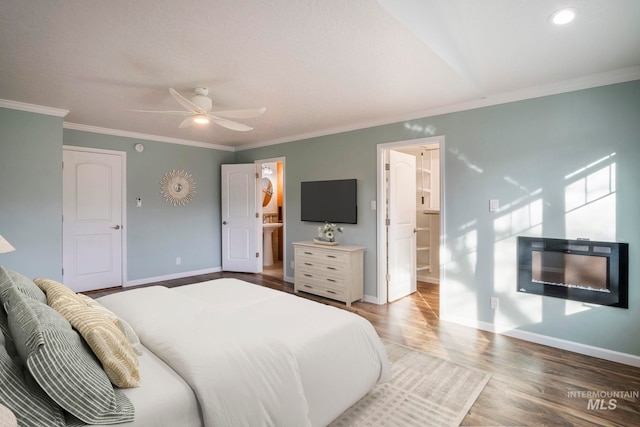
[
  {"x1": 91, "y1": 344, "x2": 202, "y2": 427},
  {"x1": 97, "y1": 278, "x2": 389, "y2": 427}
]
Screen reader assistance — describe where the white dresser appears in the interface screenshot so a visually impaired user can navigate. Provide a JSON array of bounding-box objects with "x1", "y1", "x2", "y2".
[{"x1": 293, "y1": 241, "x2": 365, "y2": 306}]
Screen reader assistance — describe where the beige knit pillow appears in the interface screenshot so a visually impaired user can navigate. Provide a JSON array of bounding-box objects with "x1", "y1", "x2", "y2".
[
  {"x1": 77, "y1": 294, "x2": 143, "y2": 356},
  {"x1": 34, "y1": 278, "x2": 139, "y2": 388}
]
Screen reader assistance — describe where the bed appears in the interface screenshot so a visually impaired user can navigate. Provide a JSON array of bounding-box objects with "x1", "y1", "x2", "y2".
[{"x1": 0, "y1": 267, "x2": 390, "y2": 427}]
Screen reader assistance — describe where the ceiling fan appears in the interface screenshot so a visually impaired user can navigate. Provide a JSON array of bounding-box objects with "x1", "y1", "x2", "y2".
[{"x1": 134, "y1": 88, "x2": 266, "y2": 131}]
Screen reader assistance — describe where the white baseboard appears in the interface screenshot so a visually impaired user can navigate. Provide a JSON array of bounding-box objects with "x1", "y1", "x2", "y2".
[
  {"x1": 417, "y1": 275, "x2": 439, "y2": 284},
  {"x1": 125, "y1": 267, "x2": 222, "y2": 287},
  {"x1": 363, "y1": 294, "x2": 380, "y2": 304},
  {"x1": 442, "y1": 314, "x2": 640, "y2": 368}
]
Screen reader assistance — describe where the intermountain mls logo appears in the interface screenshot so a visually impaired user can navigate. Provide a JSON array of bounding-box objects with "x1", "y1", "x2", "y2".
[{"x1": 567, "y1": 390, "x2": 639, "y2": 410}]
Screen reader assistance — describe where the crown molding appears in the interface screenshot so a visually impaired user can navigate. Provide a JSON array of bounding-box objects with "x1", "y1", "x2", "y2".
[
  {"x1": 63, "y1": 122, "x2": 235, "y2": 152},
  {"x1": 237, "y1": 66, "x2": 640, "y2": 151},
  {"x1": 0, "y1": 99, "x2": 69, "y2": 117}
]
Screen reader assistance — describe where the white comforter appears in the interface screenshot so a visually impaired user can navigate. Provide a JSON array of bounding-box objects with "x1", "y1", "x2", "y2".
[{"x1": 97, "y1": 278, "x2": 389, "y2": 427}]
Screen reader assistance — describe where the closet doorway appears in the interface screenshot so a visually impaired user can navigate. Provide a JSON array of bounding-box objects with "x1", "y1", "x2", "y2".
[{"x1": 376, "y1": 136, "x2": 443, "y2": 305}]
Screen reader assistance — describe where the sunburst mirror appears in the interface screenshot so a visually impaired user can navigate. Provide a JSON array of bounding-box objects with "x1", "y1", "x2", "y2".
[{"x1": 160, "y1": 169, "x2": 196, "y2": 206}]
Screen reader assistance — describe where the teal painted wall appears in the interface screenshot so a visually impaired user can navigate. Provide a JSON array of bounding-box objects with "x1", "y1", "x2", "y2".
[
  {"x1": 1, "y1": 80, "x2": 639, "y2": 357},
  {"x1": 236, "y1": 80, "x2": 640, "y2": 356},
  {"x1": 64, "y1": 130, "x2": 234, "y2": 280},
  {"x1": 0, "y1": 108, "x2": 63, "y2": 279}
]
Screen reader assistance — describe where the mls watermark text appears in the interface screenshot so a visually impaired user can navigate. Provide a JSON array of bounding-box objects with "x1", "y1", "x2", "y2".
[{"x1": 567, "y1": 390, "x2": 639, "y2": 411}]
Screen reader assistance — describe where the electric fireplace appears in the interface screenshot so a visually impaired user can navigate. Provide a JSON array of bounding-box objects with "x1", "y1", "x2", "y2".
[{"x1": 517, "y1": 237, "x2": 629, "y2": 308}]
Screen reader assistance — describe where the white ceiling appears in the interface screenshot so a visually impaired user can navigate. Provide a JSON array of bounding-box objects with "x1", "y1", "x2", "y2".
[{"x1": 1, "y1": 0, "x2": 639, "y2": 150}]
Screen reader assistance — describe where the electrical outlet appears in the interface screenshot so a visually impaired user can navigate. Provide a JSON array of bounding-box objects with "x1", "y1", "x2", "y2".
[
  {"x1": 491, "y1": 297, "x2": 499, "y2": 310},
  {"x1": 290, "y1": 260, "x2": 294, "y2": 270},
  {"x1": 176, "y1": 257, "x2": 181, "y2": 265}
]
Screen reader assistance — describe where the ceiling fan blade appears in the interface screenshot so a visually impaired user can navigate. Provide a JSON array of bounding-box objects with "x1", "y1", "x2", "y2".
[
  {"x1": 212, "y1": 107, "x2": 266, "y2": 119},
  {"x1": 169, "y1": 88, "x2": 206, "y2": 114},
  {"x1": 178, "y1": 116, "x2": 196, "y2": 128},
  {"x1": 132, "y1": 109, "x2": 191, "y2": 116},
  {"x1": 209, "y1": 116, "x2": 254, "y2": 132}
]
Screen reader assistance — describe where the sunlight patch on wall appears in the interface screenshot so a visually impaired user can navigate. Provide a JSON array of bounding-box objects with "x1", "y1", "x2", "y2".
[
  {"x1": 493, "y1": 239, "x2": 544, "y2": 331},
  {"x1": 448, "y1": 147, "x2": 483, "y2": 173},
  {"x1": 492, "y1": 196, "x2": 544, "y2": 331},
  {"x1": 564, "y1": 300, "x2": 593, "y2": 316},
  {"x1": 452, "y1": 226, "x2": 477, "y2": 275},
  {"x1": 446, "y1": 278, "x2": 479, "y2": 319},
  {"x1": 565, "y1": 153, "x2": 616, "y2": 241},
  {"x1": 494, "y1": 196, "x2": 543, "y2": 241}
]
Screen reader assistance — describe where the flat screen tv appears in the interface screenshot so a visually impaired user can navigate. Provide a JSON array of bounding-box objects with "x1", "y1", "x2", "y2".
[{"x1": 301, "y1": 179, "x2": 357, "y2": 224}]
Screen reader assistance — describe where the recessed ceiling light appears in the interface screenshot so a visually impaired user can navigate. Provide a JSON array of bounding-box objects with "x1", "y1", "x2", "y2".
[{"x1": 549, "y1": 8, "x2": 578, "y2": 25}]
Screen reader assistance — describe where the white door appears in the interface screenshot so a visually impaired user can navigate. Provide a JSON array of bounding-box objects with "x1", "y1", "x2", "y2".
[
  {"x1": 387, "y1": 150, "x2": 417, "y2": 302},
  {"x1": 63, "y1": 148, "x2": 124, "y2": 292},
  {"x1": 221, "y1": 164, "x2": 261, "y2": 273}
]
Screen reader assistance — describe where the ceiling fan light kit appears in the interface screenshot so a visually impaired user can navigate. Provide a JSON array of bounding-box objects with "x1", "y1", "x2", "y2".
[
  {"x1": 193, "y1": 114, "x2": 210, "y2": 124},
  {"x1": 133, "y1": 87, "x2": 265, "y2": 132}
]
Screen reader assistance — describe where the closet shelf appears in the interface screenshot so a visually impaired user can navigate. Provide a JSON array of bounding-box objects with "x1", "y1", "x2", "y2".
[
  {"x1": 415, "y1": 227, "x2": 430, "y2": 232},
  {"x1": 417, "y1": 264, "x2": 431, "y2": 272},
  {"x1": 417, "y1": 246, "x2": 430, "y2": 251}
]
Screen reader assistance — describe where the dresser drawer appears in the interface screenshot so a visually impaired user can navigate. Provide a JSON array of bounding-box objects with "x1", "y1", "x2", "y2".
[
  {"x1": 296, "y1": 248, "x2": 347, "y2": 265},
  {"x1": 297, "y1": 282, "x2": 346, "y2": 300},
  {"x1": 297, "y1": 270, "x2": 346, "y2": 290},
  {"x1": 297, "y1": 259, "x2": 346, "y2": 277}
]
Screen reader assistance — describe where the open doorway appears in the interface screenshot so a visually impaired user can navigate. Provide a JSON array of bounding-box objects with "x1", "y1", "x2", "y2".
[
  {"x1": 257, "y1": 157, "x2": 285, "y2": 279},
  {"x1": 376, "y1": 136, "x2": 443, "y2": 305}
]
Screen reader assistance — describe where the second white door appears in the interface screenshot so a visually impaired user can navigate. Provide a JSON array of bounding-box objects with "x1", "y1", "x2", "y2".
[{"x1": 221, "y1": 164, "x2": 262, "y2": 273}]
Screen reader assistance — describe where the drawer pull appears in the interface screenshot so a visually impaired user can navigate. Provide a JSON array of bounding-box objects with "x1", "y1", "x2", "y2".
[
  {"x1": 327, "y1": 278, "x2": 337, "y2": 283},
  {"x1": 327, "y1": 255, "x2": 337, "y2": 258},
  {"x1": 304, "y1": 262, "x2": 313, "y2": 266},
  {"x1": 326, "y1": 266, "x2": 337, "y2": 270},
  {"x1": 304, "y1": 284, "x2": 313, "y2": 289},
  {"x1": 327, "y1": 290, "x2": 337, "y2": 294},
  {"x1": 304, "y1": 251, "x2": 314, "y2": 255},
  {"x1": 304, "y1": 273, "x2": 313, "y2": 277}
]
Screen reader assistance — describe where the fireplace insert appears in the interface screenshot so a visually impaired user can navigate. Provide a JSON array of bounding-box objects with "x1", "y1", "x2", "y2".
[{"x1": 517, "y1": 236, "x2": 628, "y2": 308}]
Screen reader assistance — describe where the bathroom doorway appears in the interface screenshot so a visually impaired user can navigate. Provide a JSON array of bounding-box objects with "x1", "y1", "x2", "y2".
[{"x1": 257, "y1": 157, "x2": 285, "y2": 279}]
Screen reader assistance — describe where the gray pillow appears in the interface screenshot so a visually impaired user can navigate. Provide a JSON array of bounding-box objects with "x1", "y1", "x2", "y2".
[
  {"x1": 0, "y1": 265, "x2": 47, "y2": 304},
  {"x1": 0, "y1": 325, "x2": 66, "y2": 427},
  {"x1": 4, "y1": 285, "x2": 134, "y2": 424}
]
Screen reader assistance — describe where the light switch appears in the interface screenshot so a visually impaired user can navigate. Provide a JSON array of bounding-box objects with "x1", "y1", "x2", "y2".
[
  {"x1": 136, "y1": 197, "x2": 142, "y2": 207},
  {"x1": 370, "y1": 200, "x2": 377, "y2": 210},
  {"x1": 489, "y1": 199, "x2": 499, "y2": 212}
]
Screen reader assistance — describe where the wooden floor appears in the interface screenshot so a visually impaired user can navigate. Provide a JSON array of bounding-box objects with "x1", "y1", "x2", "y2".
[{"x1": 86, "y1": 272, "x2": 640, "y2": 426}]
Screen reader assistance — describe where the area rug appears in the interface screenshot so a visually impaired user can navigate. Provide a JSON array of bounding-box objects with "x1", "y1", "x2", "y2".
[{"x1": 330, "y1": 340, "x2": 490, "y2": 427}]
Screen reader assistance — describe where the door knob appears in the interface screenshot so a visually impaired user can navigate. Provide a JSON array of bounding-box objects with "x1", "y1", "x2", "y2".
[
  {"x1": 222, "y1": 221, "x2": 228, "y2": 225},
  {"x1": 111, "y1": 225, "x2": 121, "y2": 230}
]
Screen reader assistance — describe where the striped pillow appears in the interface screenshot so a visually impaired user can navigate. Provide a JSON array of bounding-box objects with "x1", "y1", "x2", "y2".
[
  {"x1": 35, "y1": 278, "x2": 140, "y2": 388},
  {"x1": 0, "y1": 314, "x2": 66, "y2": 427},
  {"x1": 4, "y1": 285, "x2": 134, "y2": 424},
  {"x1": 0, "y1": 266, "x2": 46, "y2": 304}
]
